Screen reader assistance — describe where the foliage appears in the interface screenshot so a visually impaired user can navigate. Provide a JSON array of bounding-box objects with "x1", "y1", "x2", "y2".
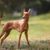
[{"x1": 0, "y1": 0, "x2": 50, "y2": 13}]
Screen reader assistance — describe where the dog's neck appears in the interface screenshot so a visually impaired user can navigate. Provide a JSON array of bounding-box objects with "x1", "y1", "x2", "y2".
[{"x1": 22, "y1": 16, "x2": 29, "y2": 24}]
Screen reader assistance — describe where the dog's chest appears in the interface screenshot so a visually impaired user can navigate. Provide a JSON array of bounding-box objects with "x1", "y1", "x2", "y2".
[{"x1": 13, "y1": 20, "x2": 27, "y2": 32}]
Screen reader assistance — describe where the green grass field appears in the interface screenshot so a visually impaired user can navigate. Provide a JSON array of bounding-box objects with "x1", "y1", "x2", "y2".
[{"x1": 0, "y1": 13, "x2": 50, "y2": 50}]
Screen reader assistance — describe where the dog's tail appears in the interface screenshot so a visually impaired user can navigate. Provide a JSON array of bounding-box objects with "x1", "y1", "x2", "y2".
[
  {"x1": 0, "y1": 24, "x2": 4, "y2": 27},
  {"x1": 2, "y1": 24, "x2": 4, "y2": 26}
]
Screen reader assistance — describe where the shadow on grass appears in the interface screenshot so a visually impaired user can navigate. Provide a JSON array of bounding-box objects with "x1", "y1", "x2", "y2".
[{"x1": 0, "y1": 40, "x2": 50, "y2": 50}]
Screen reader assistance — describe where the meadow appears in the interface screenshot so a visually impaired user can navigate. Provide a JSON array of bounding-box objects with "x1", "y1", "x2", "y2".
[{"x1": 0, "y1": 13, "x2": 50, "y2": 50}]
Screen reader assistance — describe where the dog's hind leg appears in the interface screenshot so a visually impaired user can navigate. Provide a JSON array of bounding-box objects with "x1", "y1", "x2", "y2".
[
  {"x1": 0, "y1": 30, "x2": 5, "y2": 39},
  {"x1": 1, "y1": 29, "x2": 11, "y2": 45}
]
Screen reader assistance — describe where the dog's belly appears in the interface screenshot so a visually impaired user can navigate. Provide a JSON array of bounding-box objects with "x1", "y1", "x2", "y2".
[{"x1": 12, "y1": 20, "x2": 27, "y2": 32}]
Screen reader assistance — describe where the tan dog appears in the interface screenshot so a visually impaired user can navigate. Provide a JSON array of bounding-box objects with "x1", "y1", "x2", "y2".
[{"x1": 0, "y1": 8, "x2": 31, "y2": 48}]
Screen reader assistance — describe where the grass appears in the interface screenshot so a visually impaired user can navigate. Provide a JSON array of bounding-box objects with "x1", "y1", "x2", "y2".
[{"x1": 0, "y1": 13, "x2": 50, "y2": 50}]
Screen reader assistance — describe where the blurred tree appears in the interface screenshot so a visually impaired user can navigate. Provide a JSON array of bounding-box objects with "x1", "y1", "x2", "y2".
[
  {"x1": 0, "y1": 0, "x2": 50, "y2": 17},
  {"x1": 0, "y1": 0, "x2": 5, "y2": 25}
]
